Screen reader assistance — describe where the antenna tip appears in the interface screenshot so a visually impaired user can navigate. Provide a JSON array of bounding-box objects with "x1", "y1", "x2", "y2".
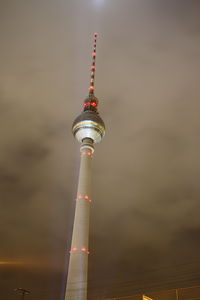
[{"x1": 94, "y1": 32, "x2": 98, "y2": 38}]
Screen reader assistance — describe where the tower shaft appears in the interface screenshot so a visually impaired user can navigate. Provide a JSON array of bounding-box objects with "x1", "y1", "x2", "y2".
[{"x1": 65, "y1": 138, "x2": 94, "y2": 300}]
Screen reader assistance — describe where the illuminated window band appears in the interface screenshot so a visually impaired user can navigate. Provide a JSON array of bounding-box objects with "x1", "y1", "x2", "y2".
[
  {"x1": 69, "y1": 247, "x2": 90, "y2": 254},
  {"x1": 73, "y1": 120, "x2": 105, "y2": 137}
]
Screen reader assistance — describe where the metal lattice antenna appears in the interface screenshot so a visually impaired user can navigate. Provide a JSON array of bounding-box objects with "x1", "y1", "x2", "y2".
[
  {"x1": 88, "y1": 33, "x2": 98, "y2": 96},
  {"x1": 14, "y1": 288, "x2": 30, "y2": 300}
]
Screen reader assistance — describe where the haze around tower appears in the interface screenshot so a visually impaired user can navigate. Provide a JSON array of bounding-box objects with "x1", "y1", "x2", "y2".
[{"x1": 0, "y1": 0, "x2": 200, "y2": 299}]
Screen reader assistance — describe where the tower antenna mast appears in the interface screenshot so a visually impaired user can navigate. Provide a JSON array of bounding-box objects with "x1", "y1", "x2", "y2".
[
  {"x1": 14, "y1": 288, "x2": 30, "y2": 300},
  {"x1": 88, "y1": 32, "x2": 98, "y2": 96}
]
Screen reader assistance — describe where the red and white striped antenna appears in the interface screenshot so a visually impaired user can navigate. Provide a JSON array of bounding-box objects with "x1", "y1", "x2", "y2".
[{"x1": 88, "y1": 33, "x2": 98, "y2": 96}]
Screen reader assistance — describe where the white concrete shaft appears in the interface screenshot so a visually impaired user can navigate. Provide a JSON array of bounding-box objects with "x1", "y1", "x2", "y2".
[{"x1": 65, "y1": 139, "x2": 94, "y2": 300}]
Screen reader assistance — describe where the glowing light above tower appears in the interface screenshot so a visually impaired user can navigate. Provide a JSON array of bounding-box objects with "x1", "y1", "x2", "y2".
[{"x1": 94, "y1": 0, "x2": 105, "y2": 6}]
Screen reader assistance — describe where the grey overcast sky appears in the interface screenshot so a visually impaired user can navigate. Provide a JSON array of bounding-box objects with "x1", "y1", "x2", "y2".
[{"x1": 0, "y1": 0, "x2": 200, "y2": 299}]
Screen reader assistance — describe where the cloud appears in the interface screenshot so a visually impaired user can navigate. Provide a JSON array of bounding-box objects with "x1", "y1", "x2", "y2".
[{"x1": 1, "y1": 0, "x2": 200, "y2": 299}]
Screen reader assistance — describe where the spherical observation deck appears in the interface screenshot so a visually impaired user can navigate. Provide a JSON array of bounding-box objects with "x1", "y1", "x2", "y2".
[{"x1": 72, "y1": 111, "x2": 105, "y2": 144}]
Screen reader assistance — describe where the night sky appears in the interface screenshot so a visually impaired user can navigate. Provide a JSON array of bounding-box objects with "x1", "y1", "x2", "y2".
[{"x1": 1, "y1": 0, "x2": 200, "y2": 299}]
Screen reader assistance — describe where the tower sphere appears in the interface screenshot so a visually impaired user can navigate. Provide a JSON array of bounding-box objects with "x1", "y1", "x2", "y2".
[{"x1": 72, "y1": 110, "x2": 105, "y2": 143}]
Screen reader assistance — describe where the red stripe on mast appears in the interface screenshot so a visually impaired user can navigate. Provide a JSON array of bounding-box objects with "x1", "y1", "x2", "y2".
[{"x1": 89, "y1": 33, "x2": 98, "y2": 96}]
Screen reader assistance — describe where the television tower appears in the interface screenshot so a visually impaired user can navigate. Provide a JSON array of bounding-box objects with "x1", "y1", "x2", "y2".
[{"x1": 65, "y1": 33, "x2": 105, "y2": 300}]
